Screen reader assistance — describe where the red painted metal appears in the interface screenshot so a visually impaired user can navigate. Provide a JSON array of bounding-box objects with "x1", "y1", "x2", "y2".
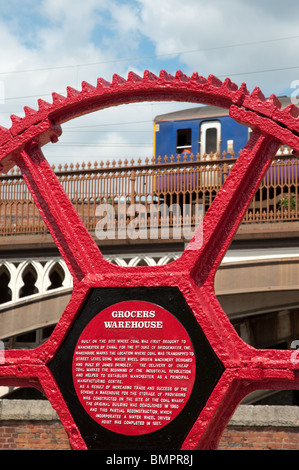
[
  {"x1": 0, "y1": 70, "x2": 299, "y2": 450},
  {"x1": 72, "y1": 300, "x2": 197, "y2": 436}
]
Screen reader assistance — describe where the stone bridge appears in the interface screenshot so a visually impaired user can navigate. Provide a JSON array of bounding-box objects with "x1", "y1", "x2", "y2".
[
  {"x1": 1, "y1": 233, "x2": 299, "y2": 352},
  {"x1": 1, "y1": 222, "x2": 299, "y2": 405}
]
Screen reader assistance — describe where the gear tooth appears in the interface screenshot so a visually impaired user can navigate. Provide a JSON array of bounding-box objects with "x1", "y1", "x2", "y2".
[
  {"x1": 207, "y1": 74, "x2": 223, "y2": 87},
  {"x1": 97, "y1": 77, "x2": 111, "y2": 88},
  {"x1": 272, "y1": 103, "x2": 299, "y2": 133},
  {"x1": 239, "y1": 82, "x2": 249, "y2": 96},
  {"x1": 283, "y1": 103, "x2": 299, "y2": 118},
  {"x1": 267, "y1": 93, "x2": 282, "y2": 109},
  {"x1": 52, "y1": 92, "x2": 66, "y2": 105},
  {"x1": 112, "y1": 74, "x2": 127, "y2": 86},
  {"x1": 241, "y1": 86, "x2": 285, "y2": 121},
  {"x1": 230, "y1": 82, "x2": 249, "y2": 106},
  {"x1": 175, "y1": 70, "x2": 189, "y2": 82},
  {"x1": 143, "y1": 70, "x2": 158, "y2": 81},
  {"x1": 10, "y1": 114, "x2": 22, "y2": 125},
  {"x1": 127, "y1": 71, "x2": 142, "y2": 83},
  {"x1": 190, "y1": 72, "x2": 206, "y2": 85},
  {"x1": 81, "y1": 81, "x2": 96, "y2": 92},
  {"x1": 10, "y1": 114, "x2": 25, "y2": 136},
  {"x1": 159, "y1": 70, "x2": 174, "y2": 81},
  {"x1": 66, "y1": 86, "x2": 80, "y2": 97},
  {"x1": 37, "y1": 99, "x2": 52, "y2": 114},
  {"x1": 24, "y1": 106, "x2": 38, "y2": 118},
  {"x1": 223, "y1": 77, "x2": 238, "y2": 92},
  {"x1": 250, "y1": 86, "x2": 266, "y2": 101}
]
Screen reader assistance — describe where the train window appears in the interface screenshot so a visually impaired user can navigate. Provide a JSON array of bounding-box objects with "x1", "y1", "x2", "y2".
[
  {"x1": 176, "y1": 129, "x2": 191, "y2": 153},
  {"x1": 200, "y1": 121, "x2": 221, "y2": 158},
  {"x1": 206, "y1": 128, "x2": 217, "y2": 154}
]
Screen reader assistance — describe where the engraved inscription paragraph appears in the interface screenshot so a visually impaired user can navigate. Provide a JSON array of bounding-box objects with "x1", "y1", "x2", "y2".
[{"x1": 72, "y1": 301, "x2": 196, "y2": 435}]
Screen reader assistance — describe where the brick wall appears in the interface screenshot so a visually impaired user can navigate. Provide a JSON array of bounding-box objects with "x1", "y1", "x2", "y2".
[
  {"x1": 219, "y1": 404, "x2": 299, "y2": 450},
  {"x1": 0, "y1": 421, "x2": 70, "y2": 450},
  {"x1": 219, "y1": 426, "x2": 299, "y2": 450},
  {"x1": 1, "y1": 400, "x2": 299, "y2": 450},
  {"x1": 0, "y1": 399, "x2": 71, "y2": 450}
]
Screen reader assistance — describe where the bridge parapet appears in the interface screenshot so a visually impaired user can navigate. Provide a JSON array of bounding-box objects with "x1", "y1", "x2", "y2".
[
  {"x1": 0, "y1": 257, "x2": 72, "y2": 305},
  {"x1": 1, "y1": 249, "x2": 299, "y2": 352},
  {"x1": 0, "y1": 147, "x2": 298, "y2": 236}
]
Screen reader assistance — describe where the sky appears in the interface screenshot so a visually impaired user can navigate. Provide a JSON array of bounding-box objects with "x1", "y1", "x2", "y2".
[{"x1": 1, "y1": 0, "x2": 299, "y2": 166}]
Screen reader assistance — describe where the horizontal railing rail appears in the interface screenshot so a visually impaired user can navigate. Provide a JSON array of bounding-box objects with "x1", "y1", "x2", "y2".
[{"x1": 0, "y1": 146, "x2": 298, "y2": 236}]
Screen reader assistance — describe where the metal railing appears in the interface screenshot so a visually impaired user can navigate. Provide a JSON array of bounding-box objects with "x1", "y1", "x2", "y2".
[{"x1": 0, "y1": 146, "x2": 298, "y2": 236}]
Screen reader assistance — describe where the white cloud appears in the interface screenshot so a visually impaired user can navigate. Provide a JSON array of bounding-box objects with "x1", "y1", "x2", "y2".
[
  {"x1": 1, "y1": 0, "x2": 299, "y2": 166},
  {"x1": 135, "y1": 0, "x2": 299, "y2": 96},
  {"x1": 37, "y1": 0, "x2": 108, "y2": 51}
]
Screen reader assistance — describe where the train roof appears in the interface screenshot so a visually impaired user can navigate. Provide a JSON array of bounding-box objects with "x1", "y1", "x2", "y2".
[{"x1": 154, "y1": 96, "x2": 291, "y2": 122}]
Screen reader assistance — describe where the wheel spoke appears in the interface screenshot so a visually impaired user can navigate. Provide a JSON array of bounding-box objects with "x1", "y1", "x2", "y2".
[
  {"x1": 177, "y1": 130, "x2": 280, "y2": 285},
  {"x1": 16, "y1": 145, "x2": 107, "y2": 282}
]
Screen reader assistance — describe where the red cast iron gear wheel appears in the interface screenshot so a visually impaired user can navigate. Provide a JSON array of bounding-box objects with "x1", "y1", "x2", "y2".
[{"x1": 0, "y1": 70, "x2": 299, "y2": 450}]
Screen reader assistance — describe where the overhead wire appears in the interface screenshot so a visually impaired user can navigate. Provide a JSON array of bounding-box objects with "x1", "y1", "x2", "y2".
[
  {"x1": 0, "y1": 33, "x2": 299, "y2": 103},
  {"x1": 0, "y1": 34, "x2": 299, "y2": 77},
  {"x1": 1, "y1": 33, "x2": 298, "y2": 157}
]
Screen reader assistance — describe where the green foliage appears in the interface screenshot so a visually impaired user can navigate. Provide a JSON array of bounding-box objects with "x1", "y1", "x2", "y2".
[{"x1": 278, "y1": 194, "x2": 298, "y2": 210}]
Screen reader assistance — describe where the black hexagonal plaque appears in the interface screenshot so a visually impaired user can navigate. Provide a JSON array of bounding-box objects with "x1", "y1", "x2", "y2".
[{"x1": 48, "y1": 286, "x2": 224, "y2": 450}]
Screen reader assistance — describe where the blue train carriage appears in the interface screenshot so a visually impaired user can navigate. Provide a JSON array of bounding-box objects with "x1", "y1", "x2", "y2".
[
  {"x1": 152, "y1": 97, "x2": 296, "y2": 214},
  {"x1": 153, "y1": 96, "x2": 292, "y2": 161},
  {"x1": 153, "y1": 104, "x2": 247, "y2": 160}
]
